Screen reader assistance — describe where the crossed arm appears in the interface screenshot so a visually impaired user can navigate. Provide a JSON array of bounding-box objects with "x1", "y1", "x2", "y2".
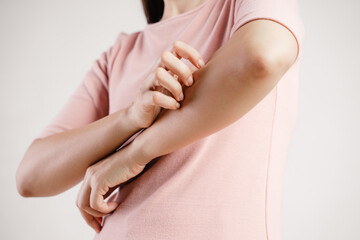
[
  {"x1": 73, "y1": 19, "x2": 299, "y2": 233},
  {"x1": 16, "y1": 18, "x2": 298, "y2": 232},
  {"x1": 16, "y1": 19, "x2": 298, "y2": 200}
]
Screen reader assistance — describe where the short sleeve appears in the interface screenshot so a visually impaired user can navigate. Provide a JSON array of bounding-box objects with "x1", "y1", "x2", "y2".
[
  {"x1": 34, "y1": 33, "x2": 124, "y2": 141},
  {"x1": 229, "y1": 0, "x2": 306, "y2": 62}
]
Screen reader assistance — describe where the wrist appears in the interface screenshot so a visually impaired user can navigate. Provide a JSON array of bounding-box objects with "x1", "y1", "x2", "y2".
[
  {"x1": 127, "y1": 135, "x2": 154, "y2": 166},
  {"x1": 124, "y1": 104, "x2": 144, "y2": 130}
]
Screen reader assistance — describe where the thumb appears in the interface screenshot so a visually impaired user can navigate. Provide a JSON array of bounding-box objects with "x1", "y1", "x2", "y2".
[{"x1": 90, "y1": 187, "x2": 119, "y2": 214}]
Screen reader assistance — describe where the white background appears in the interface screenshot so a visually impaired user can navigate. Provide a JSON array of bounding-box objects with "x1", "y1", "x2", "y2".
[{"x1": 0, "y1": 0, "x2": 359, "y2": 239}]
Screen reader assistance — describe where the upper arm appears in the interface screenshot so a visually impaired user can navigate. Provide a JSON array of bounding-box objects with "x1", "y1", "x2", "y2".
[
  {"x1": 34, "y1": 51, "x2": 110, "y2": 141},
  {"x1": 226, "y1": 0, "x2": 305, "y2": 76},
  {"x1": 230, "y1": 19, "x2": 299, "y2": 76}
]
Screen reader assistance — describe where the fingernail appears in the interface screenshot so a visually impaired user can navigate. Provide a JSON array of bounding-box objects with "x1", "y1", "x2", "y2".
[
  {"x1": 198, "y1": 58, "x2": 205, "y2": 68},
  {"x1": 95, "y1": 217, "x2": 102, "y2": 225},
  {"x1": 187, "y1": 75, "x2": 193, "y2": 86},
  {"x1": 179, "y1": 92, "x2": 184, "y2": 101},
  {"x1": 176, "y1": 102, "x2": 181, "y2": 108}
]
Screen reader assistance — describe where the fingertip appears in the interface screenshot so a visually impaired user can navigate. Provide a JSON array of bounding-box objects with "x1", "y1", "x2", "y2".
[
  {"x1": 171, "y1": 49, "x2": 181, "y2": 59},
  {"x1": 198, "y1": 58, "x2": 205, "y2": 68},
  {"x1": 91, "y1": 219, "x2": 101, "y2": 233},
  {"x1": 187, "y1": 75, "x2": 194, "y2": 86},
  {"x1": 179, "y1": 92, "x2": 184, "y2": 101},
  {"x1": 95, "y1": 216, "x2": 102, "y2": 225},
  {"x1": 106, "y1": 201, "x2": 119, "y2": 213}
]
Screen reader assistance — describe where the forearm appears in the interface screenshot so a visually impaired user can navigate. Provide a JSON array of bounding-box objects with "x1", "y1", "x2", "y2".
[
  {"x1": 17, "y1": 106, "x2": 142, "y2": 197},
  {"x1": 131, "y1": 25, "x2": 295, "y2": 164}
]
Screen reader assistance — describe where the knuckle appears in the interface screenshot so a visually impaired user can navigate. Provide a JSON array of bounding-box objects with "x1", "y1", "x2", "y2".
[
  {"x1": 190, "y1": 46, "x2": 199, "y2": 54},
  {"x1": 89, "y1": 201, "x2": 97, "y2": 210},
  {"x1": 128, "y1": 163, "x2": 144, "y2": 177},
  {"x1": 180, "y1": 68, "x2": 192, "y2": 80},
  {"x1": 173, "y1": 101, "x2": 179, "y2": 109},
  {"x1": 152, "y1": 91, "x2": 159, "y2": 105},
  {"x1": 161, "y1": 51, "x2": 170, "y2": 61},
  {"x1": 185, "y1": 68, "x2": 192, "y2": 78},
  {"x1": 85, "y1": 167, "x2": 95, "y2": 177},
  {"x1": 175, "y1": 85, "x2": 182, "y2": 95},
  {"x1": 91, "y1": 174, "x2": 100, "y2": 186},
  {"x1": 155, "y1": 67, "x2": 163, "y2": 79},
  {"x1": 86, "y1": 168, "x2": 101, "y2": 184},
  {"x1": 142, "y1": 94, "x2": 152, "y2": 109},
  {"x1": 173, "y1": 40, "x2": 183, "y2": 49},
  {"x1": 77, "y1": 201, "x2": 85, "y2": 210},
  {"x1": 193, "y1": 52, "x2": 201, "y2": 61}
]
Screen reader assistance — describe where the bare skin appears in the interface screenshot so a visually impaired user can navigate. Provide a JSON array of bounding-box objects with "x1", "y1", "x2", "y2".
[
  {"x1": 17, "y1": 0, "x2": 299, "y2": 234},
  {"x1": 133, "y1": 19, "x2": 298, "y2": 162},
  {"x1": 75, "y1": 42, "x2": 205, "y2": 232},
  {"x1": 160, "y1": 0, "x2": 208, "y2": 21},
  {"x1": 15, "y1": 41, "x2": 204, "y2": 197},
  {"x1": 76, "y1": 18, "x2": 298, "y2": 233}
]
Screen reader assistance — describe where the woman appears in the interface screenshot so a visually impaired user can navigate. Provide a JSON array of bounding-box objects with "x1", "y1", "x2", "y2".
[{"x1": 16, "y1": 0, "x2": 305, "y2": 239}]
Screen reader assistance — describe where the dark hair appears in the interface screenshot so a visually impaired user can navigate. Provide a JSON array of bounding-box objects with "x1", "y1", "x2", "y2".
[{"x1": 142, "y1": 0, "x2": 164, "y2": 24}]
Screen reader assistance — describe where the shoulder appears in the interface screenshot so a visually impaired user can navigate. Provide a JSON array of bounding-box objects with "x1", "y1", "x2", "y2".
[
  {"x1": 107, "y1": 30, "x2": 142, "y2": 72},
  {"x1": 229, "y1": 0, "x2": 305, "y2": 62}
]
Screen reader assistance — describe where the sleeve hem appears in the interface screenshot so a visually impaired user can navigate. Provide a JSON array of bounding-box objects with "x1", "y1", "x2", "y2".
[{"x1": 230, "y1": 10, "x2": 305, "y2": 63}]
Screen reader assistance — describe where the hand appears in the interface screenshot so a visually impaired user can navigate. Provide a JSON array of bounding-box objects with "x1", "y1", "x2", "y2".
[
  {"x1": 128, "y1": 40, "x2": 205, "y2": 129},
  {"x1": 75, "y1": 145, "x2": 147, "y2": 233}
]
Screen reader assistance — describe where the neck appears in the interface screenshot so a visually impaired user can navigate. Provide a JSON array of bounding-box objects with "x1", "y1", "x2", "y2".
[{"x1": 160, "y1": 0, "x2": 207, "y2": 21}]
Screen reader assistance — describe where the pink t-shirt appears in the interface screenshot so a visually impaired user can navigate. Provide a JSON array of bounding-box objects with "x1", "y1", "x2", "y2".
[{"x1": 35, "y1": 0, "x2": 305, "y2": 239}]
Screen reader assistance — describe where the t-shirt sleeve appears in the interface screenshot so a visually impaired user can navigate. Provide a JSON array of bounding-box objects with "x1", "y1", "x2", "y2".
[
  {"x1": 34, "y1": 33, "x2": 124, "y2": 141},
  {"x1": 229, "y1": 0, "x2": 306, "y2": 62}
]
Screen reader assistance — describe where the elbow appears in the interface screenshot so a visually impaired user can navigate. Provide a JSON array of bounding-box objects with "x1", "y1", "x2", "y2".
[
  {"x1": 248, "y1": 53, "x2": 291, "y2": 80},
  {"x1": 16, "y1": 182, "x2": 33, "y2": 198},
  {"x1": 16, "y1": 160, "x2": 43, "y2": 198},
  {"x1": 16, "y1": 152, "x2": 39, "y2": 197},
  {"x1": 16, "y1": 167, "x2": 34, "y2": 198},
  {"x1": 244, "y1": 42, "x2": 297, "y2": 81},
  {"x1": 16, "y1": 141, "x2": 41, "y2": 198}
]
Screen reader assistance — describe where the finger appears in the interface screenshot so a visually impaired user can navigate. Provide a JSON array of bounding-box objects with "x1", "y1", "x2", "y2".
[
  {"x1": 141, "y1": 57, "x2": 162, "y2": 93},
  {"x1": 83, "y1": 206, "x2": 107, "y2": 218},
  {"x1": 77, "y1": 180, "x2": 108, "y2": 218},
  {"x1": 161, "y1": 51, "x2": 194, "y2": 87},
  {"x1": 155, "y1": 67, "x2": 184, "y2": 101},
  {"x1": 103, "y1": 185, "x2": 119, "y2": 200},
  {"x1": 79, "y1": 208, "x2": 101, "y2": 233},
  {"x1": 143, "y1": 90, "x2": 180, "y2": 110},
  {"x1": 140, "y1": 72, "x2": 156, "y2": 93},
  {"x1": 95, "y1": 216, "x2": 103, "y2": 226},
  {"x1": 171, "y1": 40, "x2": 205, "y2": 68},
  {"x1": 167, "y1": 70, "x2": 188, "y2": 88},
  {"x1": 90, "y1": 183, "x2": 119, "y2": 214}
]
